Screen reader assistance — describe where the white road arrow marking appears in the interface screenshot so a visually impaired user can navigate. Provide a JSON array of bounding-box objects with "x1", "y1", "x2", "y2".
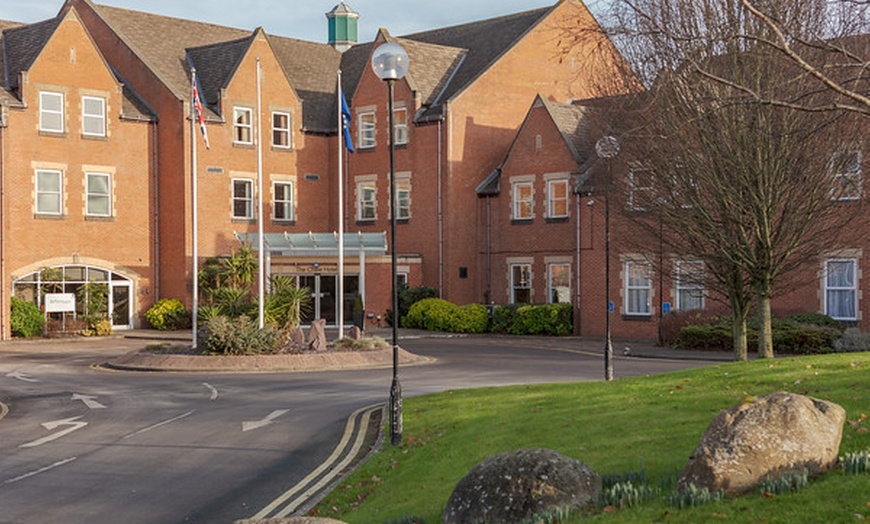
[
  {"x1": 20, "y1": 417, "x2": 87, "y2": 448},
  {"x1": 203, "y1": 383, "x2": 219, "y2": 400},
  {"x1": 5, "y1": 371, "x2": 37, "y2": 383},
  {"x1": 71, "y1": 394, "x2": 106, "y2": 409},
  {"x1": 242, "y1": 409, "x2": 289, "y2": 432}
]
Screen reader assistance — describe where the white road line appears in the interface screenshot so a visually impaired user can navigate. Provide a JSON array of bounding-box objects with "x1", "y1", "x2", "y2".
[
  {"x1": 4, "y1": 457, "x2": 78, "y2": 485},
  {"x1": 122, "y1": 410, "x2": 195, "y2": 440}
]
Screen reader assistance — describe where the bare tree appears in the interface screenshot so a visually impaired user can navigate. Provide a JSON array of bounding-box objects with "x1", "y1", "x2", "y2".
[
  {"x1": 604, "y1": 0, "x2": 867, "y2": 359},
  {"x1": 599, "y1": 0, "x2": 869, "y2": 115}
]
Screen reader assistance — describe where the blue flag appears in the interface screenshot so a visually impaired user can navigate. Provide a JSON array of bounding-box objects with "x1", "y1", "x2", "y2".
[{"x1": 340, "y1": 90, "x2": 354, "y2": 153}]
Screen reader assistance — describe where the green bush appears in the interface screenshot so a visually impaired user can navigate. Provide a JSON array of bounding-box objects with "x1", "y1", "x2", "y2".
[
  {"x1": 784, "y1": 312, "x2": 843, "y2": 331},
  {"x1": 676, "y1": 316, "x2": 842, "y2": 353},
  {"x1": 145, "y1": 298, "x2": 190, "y2": 330},
  {"x1": 834, "y1": 327, "x2": 870, "y2": 352},
  {"x1": 82, "y1": 317, "x2": 113, "y2": 337},
  {"x1": 11, "y1": 296, "x2": 44, "y2": 337},
  {"x1": 675, "y1": 323, "x2": 734, "y2": 351},
  {"x1": 492, "y1": 303, "x2": 573, "y2": 335},
  {"x1": 402, "y1": 298, "x2": 488, "y2": 333},
  {"x1": 197, "y1": 315, "x2": 279, "y2": 355}
]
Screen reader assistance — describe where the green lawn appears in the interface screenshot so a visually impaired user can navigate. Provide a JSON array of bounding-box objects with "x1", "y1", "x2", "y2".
[{"x1": 314, "y1": 353, "x2": 870, "y2": 523}]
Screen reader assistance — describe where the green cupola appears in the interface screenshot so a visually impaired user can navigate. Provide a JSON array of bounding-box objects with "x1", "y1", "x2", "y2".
[{"x1": 326, "y1": 2, "x2": 359, "y2": 52}]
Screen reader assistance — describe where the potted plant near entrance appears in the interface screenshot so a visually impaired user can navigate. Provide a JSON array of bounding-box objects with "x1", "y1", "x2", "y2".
[{"x1": 353, "y1": 294, "x2": 365, "y2": 330}]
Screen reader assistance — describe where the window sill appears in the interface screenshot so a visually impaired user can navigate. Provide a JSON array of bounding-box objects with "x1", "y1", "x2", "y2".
[
  {"x1": 34, "y1": 213, "x2": 65, "y2": 220},
  {"x1": 233, "y1": 142, "x2": 255, "y2": 149},
  {"x1": 85, "y1": 215, "x2": 115, "y2": 222},
  {"x1": 272, "y1": 219, "x2": 296, "y2": 226},
  {"x1": 271, "y1": 145, "x2": 294, "y2": 152},
  {"x1": 545, "y1": 216, "x2": 569, "y2": 224},
  {"x1": 38, "y1": 131, "x2": 66, "y2": 138},
  {"x1": 355, "y1": 219, "x2": 376, "y2": 226},
  {"x1": 232, "y1": 218, "x2": 257, "y2": 225},
  {"x1": 510, "y1": 218, "x2": 534, "y2": 225},
  {"x1": 82, "y1": 134, "x2": 108, "y2": 141}
]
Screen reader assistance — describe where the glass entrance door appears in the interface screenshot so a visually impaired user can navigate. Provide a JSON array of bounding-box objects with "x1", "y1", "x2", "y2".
[
  {"x1": 110, "y1": 282, "x2": 132, "y2": 329},
  {"x1": 297, "y1": 274, "x2": 359, "y2": 327}
]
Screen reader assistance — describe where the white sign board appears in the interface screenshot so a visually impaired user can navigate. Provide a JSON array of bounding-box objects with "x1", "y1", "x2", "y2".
[{"x1": 44, "y1": 293, "x2": 77, "y2": 313}]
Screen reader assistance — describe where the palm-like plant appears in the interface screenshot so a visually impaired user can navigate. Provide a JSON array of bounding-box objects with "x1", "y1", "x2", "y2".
[{"x1": 263, "y1": 275, "x2": 311, "y2": 330}]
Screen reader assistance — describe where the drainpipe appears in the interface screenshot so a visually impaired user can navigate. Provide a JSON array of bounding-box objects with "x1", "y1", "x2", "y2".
[
  {"x1": 0, "y1": 112, "x2": 5, "y2": 340},
  {"x1": 575, "y1": 192, "x2": 581, "y2": 335},
  {"x1": 438, "y1": 119, "x2": 444, "y2": 298},
  {"x1": 152, "y1": 118, "x2": 159, "y2": 303}
]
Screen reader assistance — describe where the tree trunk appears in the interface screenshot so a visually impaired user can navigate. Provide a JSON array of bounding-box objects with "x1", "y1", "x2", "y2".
[
  {"x1": 757, "y1": 285, "x2": 774, "y2": 359},
  {"x1": 730, "y1": 296, "x2": 749, "y2": 361}
]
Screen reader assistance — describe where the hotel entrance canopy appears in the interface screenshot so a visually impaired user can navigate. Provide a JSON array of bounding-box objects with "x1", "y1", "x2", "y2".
[{"x1": 235, "y1": 232, "x2": 388, "y2": 257}]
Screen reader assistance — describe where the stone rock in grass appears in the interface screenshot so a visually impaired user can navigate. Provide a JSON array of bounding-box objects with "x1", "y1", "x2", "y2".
[
  {"x1": 679, "y1": 391, "x2": 845, "y2": 494},
  {"x1": 442, "y1": 448, "x2": 600, "y2": 524}
]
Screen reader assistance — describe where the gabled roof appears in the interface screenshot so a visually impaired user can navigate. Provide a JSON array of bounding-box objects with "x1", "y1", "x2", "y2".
[
  {"x1": 187, "y1": 32, "x2": 256, "y2": 108},
  {"x1": 540, "y1": 96, "x2": 593, "y2": 163},
  {"x1": 403, "y1": 6, "x2": 554, "y2": 120},
  {"x1": 2, "y1": 16, "x2": 62, "y2": 92},
  {"x1": 87, "y1": 1, "x2": 251, "y2": 102},
  {"x1": 269, "y1": 35, "x2": 342, "y2": 133}
]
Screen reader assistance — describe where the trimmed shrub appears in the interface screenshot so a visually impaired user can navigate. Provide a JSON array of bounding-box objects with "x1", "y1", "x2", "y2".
[
  {"x1": 11, "y1": 296, "x2": 44, "y2": 337},
  {"x1": 198, "y1": 315, "x2": 279, "y2": 355},
  {"x1": 452, "y1": 304, "x2": 489, "y2": 334},
  {"x1": 492, "y1": 303, "x2": 573, "y2": 335},
  {"x1": 675, "y1": 323, "x2": 734, "y2": 351},
  {"x1": 82, "y1": 317, "x2": 113, "y2": 337},
  {"x1": 834, "y1": 327, "x2": 870, "y2": 353},
  {"x1": 769, "y1": 322, "x2": 840, "y2": 354},
  {"x1": 145, "y1": 298, "x2": 190, "y2": 330},
  {"x1": 402, "y1": 298, "x2": 488, "y2": 333},
  {"x1": 784, "y1": 312, "x2": 843, "y2": 330}
]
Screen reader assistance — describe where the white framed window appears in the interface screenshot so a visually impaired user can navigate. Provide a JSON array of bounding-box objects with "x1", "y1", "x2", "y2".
[
  {"x1": 628, "y1": 166, "x2": 654, "y2": 211},
  {"x1": 676, "y1": 260, "x2": 705, "y2": 311},
  {"x1": 394, "y1": 107, "x2": 408, "y2": 145},
  {"x1": 395, "y1": 178, "x2": 410, "y2": 219},
  {"x1": 357, "y1": 180, "x2": 376, "y2": 221},
  {"x1": 830, "y1": 150, "x2": 862, "y2": 201},
  {"x1": 825, "y1": 258, "x2": 857, "y2": 321},
  {"x1": 511, "y1": 263, "x2": 532, "y2": 304},
  {"x1": 272, "y1": 111, "x2": 292, "y2": 149},
  {"x1": 35, "y1": 169, "x2": 63, "y2": 215},
  {"x1": 547, "y1": 179, "x2": 569, "y2": 218},
  {"x1": 82, "y1": 96, "x2": 106, "y2": 137},
  {"x1": 232, "y1": 178, "x2": 254, "y2": 219},
  {"x1": 548, "y1": 263, "x2": 571, "y2": 304},
  {"x1": 233, "y1": 107, "x2": 253, "y2": 145},
  {"x1": 39, "y1": 91, "x2": 64, "y2": 133},
  {"x1": 86, "y1": 172, "x2": 112, "y2": 216},
  {"x1": 273, "y1": 181, "x2": 294, "y2": 221},
  {"x1": 358, "y1": 112, "x2": 375, "y2": 149},
  {"x1": 625, "y1": 260, "x2": 652, "y2": 315},
  {"x1": 512, "y1": 181, "x2": 533, "y2": 220}
]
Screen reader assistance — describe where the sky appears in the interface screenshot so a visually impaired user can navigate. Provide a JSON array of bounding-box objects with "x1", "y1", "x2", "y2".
[{"x1": 0, "y1": 0, "x2": 610, "y2": 44}]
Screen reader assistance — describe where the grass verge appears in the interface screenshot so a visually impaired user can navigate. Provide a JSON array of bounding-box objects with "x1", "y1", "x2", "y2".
[{"x1": 313, "y1": 352, "x2": 870, "y2": 523}]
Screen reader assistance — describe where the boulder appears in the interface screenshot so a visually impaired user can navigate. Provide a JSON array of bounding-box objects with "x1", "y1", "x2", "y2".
[
  {"x1": 442, "y1": 448, "x2": 599, "y2": 524},
  {"x1": 345, "y1": 325, "x2": 363, "y2": 340},
  {"x1": 290, "y1": 326, "x2": 305, "y2": 345},
  {"x1": 307, "y1": 319, "x2": 327, "y2": 352},
  {"x1": 679, "y1": 391, "x2": 845, "y2": 494}
]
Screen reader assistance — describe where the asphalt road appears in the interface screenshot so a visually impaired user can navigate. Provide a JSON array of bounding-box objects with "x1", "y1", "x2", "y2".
[{"x1": 0, "y1": 333, "x2": 719, "y2": 523}]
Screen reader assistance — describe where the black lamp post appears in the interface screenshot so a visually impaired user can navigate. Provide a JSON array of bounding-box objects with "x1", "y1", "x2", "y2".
[
  {"x1": 371, "y1": 42, "x2": 409, "y2": 445},
  {"x1": 595, "y1": 135, "x2": 619, "y2": 382}
]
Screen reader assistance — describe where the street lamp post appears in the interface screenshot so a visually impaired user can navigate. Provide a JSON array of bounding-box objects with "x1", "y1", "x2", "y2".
[
  {"x1": 372, "y1": 42, "x2": 409, "y2": 446},
  {"x1": 595, "y1": 135, "x2": 619, "y2": 382}
]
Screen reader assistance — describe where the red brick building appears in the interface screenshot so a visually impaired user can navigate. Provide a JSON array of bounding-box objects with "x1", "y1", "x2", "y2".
[{"x1": 1, "y1": 1, "x2": 863, "y2": 340}]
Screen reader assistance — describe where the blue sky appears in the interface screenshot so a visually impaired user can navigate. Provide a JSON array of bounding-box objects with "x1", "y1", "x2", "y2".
[{"x1": 0, "y1": 1, "x2": 610, "y2": 44}]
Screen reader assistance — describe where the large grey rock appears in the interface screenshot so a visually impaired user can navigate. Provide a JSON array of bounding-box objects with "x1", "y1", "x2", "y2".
[
  {"x1": 679, "y1": 391, "x2": 845, "y2": 494},
  {"x1": 307, "y1": 319, "x2": 327, "y2": 351},
  {"x1": 442, "y1": 448, "x2": 600, "y2": 524}
]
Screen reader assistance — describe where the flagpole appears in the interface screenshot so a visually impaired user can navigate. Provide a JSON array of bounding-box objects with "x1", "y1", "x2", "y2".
[
  {"x1": 337, "y1": 70, "x2": 345, "y2": 336},
  {"x1": 256, "y1": 57, "x2": 265, "y2": 329},
  {"x1": 190, "y1": 68, "x2": 199, "y2": 349}
]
